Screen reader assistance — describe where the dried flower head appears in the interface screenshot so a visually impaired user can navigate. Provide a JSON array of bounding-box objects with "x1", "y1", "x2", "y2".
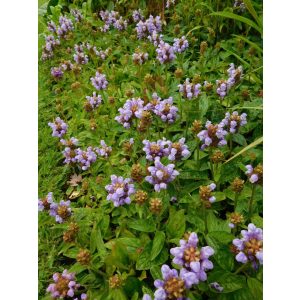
[{"x1": 135, "y1": 190, "x2": 148, "y2": 205}]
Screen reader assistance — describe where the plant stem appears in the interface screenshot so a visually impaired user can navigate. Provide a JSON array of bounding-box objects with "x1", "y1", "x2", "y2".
[
  {"x1": 228, "y1": 133, "x2": 233, "y2": 157},
  {"x1": 234, "y1": 192, "x2": 239, "y2": 210},
  {"x1": 234, "y1": 263, "x2": 249, "y2": 275},
  {"x1": 248, "y1": 184, "x2": 256, "y2": 220},
  {"x1": 202, "y1": 204, "x2": 208, "y2": 234}
]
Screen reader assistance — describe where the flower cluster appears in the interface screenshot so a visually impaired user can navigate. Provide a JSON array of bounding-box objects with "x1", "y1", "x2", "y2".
[
  {"x1": 170, "y1": 232, "x2": 214, "y2": 282},
  {"x1": 90, "y1": 71, "x2": 108, "y2": 90},
  {"x1": 166, "y1": 0, "x2": 176, "y2": 8},
  {"x1": 57, "y1": 16, "x2": 74, "y2": 38},
  {"x1": 156, "y1": 41, "x2": 176, "y2": 64},
  {"x1": 51, "y1": 67, "x2": 64, "y2": 79},
  {"x1": 99, "y1": 10, "x2": 127, "y2": 31},
  {"x1": 148, "y1": 31, "x2": 163, "y2": 47},
  {"x1": 178, "y1": 78, "x2": 201, "y2": 99},
  {"x1": 173, "y1": 36, "x2": 189, "y2": 53},
  {"x1": 153, "y1": 97, "x2": 178, "y2": 123},
  {"x1": 146, "y1": 157, "x2": 179, "y2": 192},
  {"x1": 168, "y1": 138, "x2": 190, "y2": 161},
  {"x1": 115, "y1": 98, "x2": 145, "y2": 128},
  {"x1": 47, "y1": 20, "x2": 57, "y2": 33},
  {"x1": 221, "y1": 111, "x2": 247, "y2": 133},
  {"x1": 216, "y1": 63, "x2": 243, "y2": 99},
  {"x1": 74, "y1": 44, "x2": 89, "y2": 65},
  {"x1": 38, "y1": 192, "x2": 54, "y2": 211},
  {"x1": 234, "y1": 0, "x2": 246, "y2": 12},
  {"x1": 75, "y1": 147, "x2": 97, "y2": 170},
  {"x1": 46, "y1": 270, "x2": 84, "y2": 298},
  {"x1": 197, "y1": 120, "x2": 228, "y2": 150},
  {"x1": 142, "y1": 138, "x2": 170, "y2": 161},
  {"x1": 232, "y1": 223, "x2": 263, "y2": 268},
  {"x1": 95, "y1": 140, "x2": 112, "y2": 158},
  {"x1": 136, "y1": 15, "x2": 162, "y2": 39},
  {"x1": 84, "y1": 92, "x2": 102, "y2": 112},
  {"x1": 245, "y1": 164, "x2": 263, "y2": 184},
  {"x1": 132, "y1": 9, "x2": 144, "y2": 22},
  {"x1": 84, "y1": 42, "x2": 110, "y2": 60},
  {"x1": 199, "y1": 183, "x2": 217, "y2": 207},
  {"x1": 71, "y1": 9, "x2": 83, "y2": 22},
  {"x1": 105, "y1": 175, "x2": 135, "y2": 207},
  {"x1": 228, "y1": 212, "x2": 244, "y2": 228},
  {"x1": 49, "y1": 200, "x2": 72, "y2": 223},
  {"x1": 48, "y1": 117, "x2": 68, "y2": 138},
  {"x1": 132, "y1": 50, "x2": 149, "y2": 65},
  {"x1": 41, "y1": 35, "x2": 60, "y2": 61},
  {"x1": 61, "y1": 137, "x2": 79, "y2": 164}
]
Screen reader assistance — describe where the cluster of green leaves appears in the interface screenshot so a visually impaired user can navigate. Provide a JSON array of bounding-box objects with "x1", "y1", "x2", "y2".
[{"x1": 39, "y1": 0, "x2": 263, "y2": 299}]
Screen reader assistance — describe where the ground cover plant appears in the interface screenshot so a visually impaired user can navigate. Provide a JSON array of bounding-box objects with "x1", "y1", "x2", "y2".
[{"x1": 38, "y1": 0, "x2": 263, "y2": 299}]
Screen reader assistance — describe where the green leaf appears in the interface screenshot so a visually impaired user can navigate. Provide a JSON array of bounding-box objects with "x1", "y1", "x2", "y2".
[
  {"x1": 150, "y1": 265, "x2": 162, "y2": 280},
  {"x1": 207, "y1": 211, "x2": 231, "y2": 233},
  {"x1": 243, "y1": 0, "x2": 262, "y2": 28},
  {"x1": 166, "y1": 209, "x2": 186, "y2": 239},
  {"x1": 251, "y1": 215, "x2": 263, "y2": 228},
  {"x1": 210, "y1": 11, "x2": 262, "y2": 35},
  {"x1": 128, "y1": 219, "x2": 156, "y2": 232},
  {"x1": 150, "y1": 231, "x2": 166, "y2": 261},
  {"x1": 232, "y1": 34, "x2": 262, "y2": 54},
  {"x1": 209, "y1": 271, "x2": 246, "y2": 293},
  {"x1": 247, "y1": 278, "x2": 263, "y2": 300}
]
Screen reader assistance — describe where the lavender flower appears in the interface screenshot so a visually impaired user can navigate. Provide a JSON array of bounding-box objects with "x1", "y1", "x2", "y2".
[
  {"x1": 227, "y1": 63, "x2": 243, "y2": 88},
  {"x1": 178, "y1": 78, "x2": 201, "y2": 99},
  {"x1": 60, "y1": 60, "x2": 74, "y2": 71},
  {"x1": 156, "y1": 41, "x2": 176, "y2": 64},
  {"x1": 74, "y1": 52, "x2": 88, "y2": 65},
  {"x1": 142, "y1": 138, "x2": 170, "y2": 161},
  {"x1": 148, "y1": 31, "x2": 163, "y2": 47},
  {"x1": 136, "y1": 20, "x2": 148, "y2": 39},
  {"x1": 173, "y1": 36, "x2": 189, "y2": 53},
  {"x1": 197, "y1": 120, "x2": 228, "y2": 150},
  {"x1": 49, "y1": 200, "x2": 72, "y2": 223},
  {"x1": 41, "y1": 35, "x2": 60, "y2": 60},
  {"x1": 95, "y1": 140, "x2": 112, "y2": 158},
  {"x1": 100, "y1": 24, "x2": 110, "y2": 32},
  {"x1": 145, "y1": 157, "x2": 179, "y2": 192},
  {"x1": 166, "y1": 0, "x2": 176, "y2": 8},
  {"x1": 245, "y1": 164, "x2": 263, "y2": 184},
  {"x1": 136, "y1": 15, "x2": 162, "y2": 39},
  {"x1": 234, "y1": 0, "x2": 246, "y2": 12},
  {"x1": 57, "y1": 16, "x2": 74, "y2": 38},
  {"x1": 84, "y1": 92, "x2": 102, "y2": 111},
  {"x1": 132, "y1": 9, "x2": 144, "y2": 22},
  {"x1": 90, "y1": 72, "x2": 108, "y2": 90},
  {"x1": 153, "y1": 97, "x2": 178, "y2": 124},
  {"x1": 216, "y1": 79, "x2": 229, "y2": 99},
  {"x1": 113, "y1": 17, "x2": 128, "y2": 31},
  {"x1": 50, "y1": 67, "x2": 64, "y2": 79},
  {"x1": 46, "y1": 270, "x2": 80, "y2": 298},
  {"x1": 60, "y1": 137, "x2": 79, "y2": 147},
  {"x1": 145, "y1": 92, "x2": 161, "y2": 111},
  {"x1": 232, "y1": 223, "x2": 263, "y2": 268},
  {"x1": 48, "y1": 117, "x2": 68, "y2": 138},
  {"x1": 75, "y1": 147, "x2": 97, "y2": 170},
  {"x1": 105, "y1": 175, "x2": 135, "y2": 207},
  {"x1": 170, "y1": 232, "x2": 214, "y2": 282},
  {"x1": 221, "y1": 111, "x2": 247, "y2": 133},
  {"x1": 153, "y1": 264, "x2": 197, "y2": 300},
  {"x1": 47, "y1": 21, "x2": 57, "y2": 33},
  {"x1": 199, "y1": 183, "x2": 217, "y2": 206},
  {"x1": 132, "y1": 51, "x2": 149, "y2": 65},
  {"x1": 71, "y1": 9, "x2": 83, "y2": 22},
  {"x1": 167, "y1": 138, "x2": 190, "y2": 161},
  {"x1": 62, "y1": 147, "x2": 78, "y2": 165},
  {"x1": 142, "y1": 295, "x2": 152, "y2": 300},
  {"x1": 38, "y1": 192, "x2": 54, "y2": 211},
  {"x1": 115, "y1": 98, "x2": 145, "y2": 128}
]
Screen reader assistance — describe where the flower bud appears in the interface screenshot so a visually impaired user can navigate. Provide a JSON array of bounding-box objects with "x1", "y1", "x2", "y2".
[
  {"x1": 109, "y1": 275, "x2": 123, "y2": 289},
  {"x1": 131, "y1": 163, "x2": 144, "y2": 182},
  {"x1": 77, "y1": 249, "x2": 91, "y2": 265},
  {"x1": 135, "y1": 190, "x2": 148, "y2": 205},
  {"x1": 150, "y1": 198, "x2": 162, "y2": 214},
  {"x1": 231, "y1": 177, "x2": 245, "y2": 193}
]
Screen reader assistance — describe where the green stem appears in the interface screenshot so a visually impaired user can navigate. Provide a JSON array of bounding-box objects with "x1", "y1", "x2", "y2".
[
  {"x1": 248, "y1": 184, "x2": 256, "y2": 220},
  {"x1": 234, "y1": 192, "x2": 239, "y2": 210},
  {"x1": 228, "y1": 133, "x2": 233, "y2": 157},
  {"x1": 234, "y1": 263, "x2": 249, "y2": 275},
  {"x1": 202, "y1": 204, "x2": 208, "y2": 234}
]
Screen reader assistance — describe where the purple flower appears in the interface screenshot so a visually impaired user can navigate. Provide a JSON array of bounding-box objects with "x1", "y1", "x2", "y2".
[
  {"x1": 216, "y1": 80, "x2": 229, "y2": 99},
  {"x1": 132, "y1": 9, "x2": 144, "y2": 22},
  {"x1": 227, "y1": 63, "x2": 243, "y2": 88},
  {"x1": 245, "y1": 164, "x2": 263, "y2": 184},
  {"x1": 57, "y1": 16, "x2": 74, "y2": 38},
  {"x1": 153, "y1": 264, "x2": 196, "y2": 300},
  {"x1": 71, "y1": 9, "x2": 83, "y2": 22},
  {"x1": 38, "y1": 192, "x2": 54, "y2": 211},
  {"x1": 49, "y1": 200, "x2": 72, "y2": 223},
  {"x1": 142, "y1": 138, "x2": 170, "y2": 161},
  {"x1": 132, "y1": 51, "x2": 149, "y2": 65},
  {"x1": 166, "y1": 0, "x2": 176, "y2": 8},
  {"x1": 47, "y1": 21, "x2": 57, "y2": 33},
  {"x1": 113, "y1": 17, "x2": 128, "y2": 31},
  {"x1": 74, "y1": 52, "x2": 89, "y2": 65},
  {"x1": 48, "y1": 117, "x2": 68, "y2": 138},
  {"x1": 60, "y1": 137, "x2": 79, "y2": 147},
  {"x1": 232, "y1": 223, "x2": 263, "y2": 268},
  {"x1": 173, "y1": 36, "x2": 189, "y2": 53},
  {"x1": 234, "y1": 0, "x2": 246, "y2": 12},
  {"x1": 62, "y1": 147, "x2": 78, "y2": 164},
  {"x1": 90, "y1": 72, "x2": 108, "y2": 90},
  {"x1": 142, "y1": 294, "x2": 152, "y2": 300},
  {"x1": 46, "y1": 270, "x2": 80, "y2": 298},
  {"x1": 105, "y1": 175, "x2": 135, "y2": 207},
  {"x1": 115, "y1": 98, "x2": 145, "y2": 128},
  {"x1": 136, "y1": 20, "x2": 148, "y2": 39},
  {"x1": 85, "y1": 92, "x2": 102, "y2": 111},
  {"x1": 148, "y1": 31, "x2": 163, "y2": 47},
  {"x1": 178, "y1": 78, "x2": 201, "y2": 99},
  {"x1": 221, "y1": 111, "x2": 247, "y2": 133},
  {"x1": 50, "y1": 67, "x2": 64, "y2": 79},
  {"x1": 60, "y1": 60, "x2": 74, "y2": 71},
  {"x1": 94, "y1": 140, "x2": 112, "y2": 158},
  {"x1": 210, "y1": 282, "x2": 224, "y2": 292},
  {"x1": 167, "y1": 138, "x2": 190, "y2": 161},
  {"x1": 146, "y1": 157, "x2": 179, "y2": 192},
  {"x1": 170, "y1": 232, "x2": 214, "y2": 282},
  {"x1": 145, "y1": 93, "x2": 162, "y2": 111},
  {"x1": 41, "y1": 35, "x2": 60, "y2": 61},
  {"x1": 153, "y1": 97, "x2": 178, "y2": 124},
  {"x1": 197, "y1": 120, "x2": 228, "y2": 150},
  {"x1": 75, "y1": 147, "x2": 97, "y2": 170},
  {"x1": 156, "y1": 41, "x2": 176, "y2": 64}
]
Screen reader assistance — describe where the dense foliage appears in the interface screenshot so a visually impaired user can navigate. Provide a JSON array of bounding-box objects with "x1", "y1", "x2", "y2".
[{"x1": 38, "y1": 0, "x2": 263, "y2": 299}]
